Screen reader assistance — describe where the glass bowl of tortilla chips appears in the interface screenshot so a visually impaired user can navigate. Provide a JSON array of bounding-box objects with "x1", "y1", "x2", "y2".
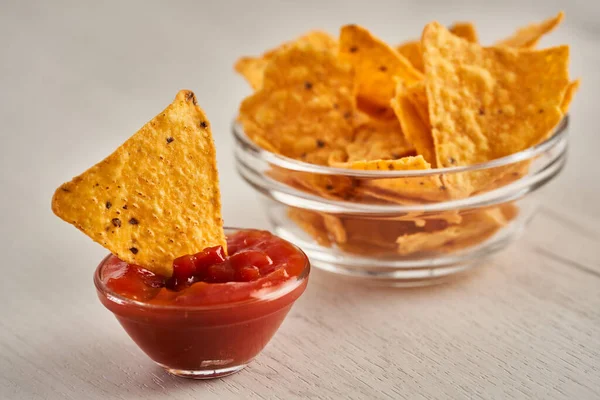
[
  {"x1": 232, "y1": 116, "x2": 568, "y2": 285},
  {"x1": 232, "y1": 15, "x2": 577, "y2": 284}
]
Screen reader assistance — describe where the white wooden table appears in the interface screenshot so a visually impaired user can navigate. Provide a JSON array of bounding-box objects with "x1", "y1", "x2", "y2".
[{"x1": 1, "y1": 1, "x2": 599, "y2": 399}]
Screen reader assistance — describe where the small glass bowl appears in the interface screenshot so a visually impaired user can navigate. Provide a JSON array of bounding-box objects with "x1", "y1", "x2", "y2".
[
  {"x1": 94, "y1": 228, "x2": 310, "y2": 379},
  {"x1": 232, "y1": 118, "x2": 568, "y2": 286}
]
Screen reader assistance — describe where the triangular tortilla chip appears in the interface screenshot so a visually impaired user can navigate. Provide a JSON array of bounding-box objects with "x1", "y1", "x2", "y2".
[
  {"x1": 235, "y1": 31, "x2": 337, "y2": 90},
  {"x1": 52, "y1": 90, "x2": 226, "y2": 277},
  {"x1": 238, "y1": 44, "x2": 355, "y2": 160},
  {"x1": 396, "y1": 22, "x2": 479, "y2": 72},
  {"x1": 495, "y1": 12, "x2": 564, "y2": 48},
  {"x1": 422, "y1": 22, "x2": 570, "y2": 194},
  {"x1": 340, "y1": 24, "x2": 423, "y2": 111}
]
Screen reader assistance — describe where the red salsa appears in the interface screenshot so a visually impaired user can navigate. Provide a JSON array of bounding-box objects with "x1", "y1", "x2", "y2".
[
  {"x1": 95, "y1": 229, "x2": 309, "y2": 376},
  {"x1": 103, "y1": 229, "x2": 307, "y2": 305}
]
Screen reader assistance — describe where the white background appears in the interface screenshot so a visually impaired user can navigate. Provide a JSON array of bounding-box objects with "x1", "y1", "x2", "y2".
[{"x1": 1, "y1": 1, "x2": 599, "y2": 399}]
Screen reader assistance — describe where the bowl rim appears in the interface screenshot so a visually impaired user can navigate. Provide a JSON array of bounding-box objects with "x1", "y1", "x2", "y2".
[
  {"x1": 232, "y1": 116, "x2": 569, "y2": 177},
  {"x1": 93, "y1": 227, "x2": 310, "y2": 312}
]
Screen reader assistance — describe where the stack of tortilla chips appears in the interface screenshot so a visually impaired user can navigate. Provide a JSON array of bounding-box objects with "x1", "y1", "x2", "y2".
[{"x1": 236, "y1": 13, "x2": 579, "y2": 256}]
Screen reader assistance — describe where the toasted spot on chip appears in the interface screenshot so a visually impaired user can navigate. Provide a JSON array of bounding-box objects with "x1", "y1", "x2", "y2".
[
  {"x1": 422, "y1": 22, "x2": 569, "y2": 194},
  {"x1": 51, "y1": 90, "x2": 226, "y2": 277},
  {"x1": 235, "y1": 31, "x2": 337, "y2": 90},
  {"x1": 238, "y1": 44, "x2": 355, "y2": 161},
  {"x1": 496, "y1": 11, "x2": 564, "y2": 48},
  {"x1": 340, "y1": 24, "x2": 423, "y2": 111}
]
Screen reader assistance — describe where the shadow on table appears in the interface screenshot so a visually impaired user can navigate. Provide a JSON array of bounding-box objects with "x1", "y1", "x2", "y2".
[{"x1": 40, "y1": 326, "x2": 238, "y2": 398}]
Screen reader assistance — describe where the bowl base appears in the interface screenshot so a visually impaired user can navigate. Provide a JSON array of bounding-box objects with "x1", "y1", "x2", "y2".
[
  {"x1": 310, "y1": 258, "x2": 481, "y2": 287},
  {"x1": 161, "y1": 363, "x2": 248, "y2": 379}
]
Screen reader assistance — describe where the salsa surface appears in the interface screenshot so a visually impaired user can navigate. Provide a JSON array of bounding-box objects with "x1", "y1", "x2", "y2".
[{"x1": 101, "y1": 230, "x2": 307, "y2": 306}]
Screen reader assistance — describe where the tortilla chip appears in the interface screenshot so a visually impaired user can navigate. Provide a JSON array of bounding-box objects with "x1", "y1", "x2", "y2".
[
  {"x1": 235, "y1": 57, "x2": 269, "y2": 91},
  {"x1": 353, "y1": 186, "x2": 427, "y2": 205},
  {"x1": 441, "y1": 205, "x2": 519, "y2": 252},
  {"x1": 561, "y1": 79, "x2": 581, "y2": 113},
  {"x1": 333, "y1": 213, "x2": 465, "y2": 255},
  {"x1": 396, "y1": 41, "x2": 424, "y2": 72},
  {"x1": 238, "y1": 44, "x2": 355, "y2": 160},
  {"x1": 420, "y1": 211, "x2": 463, "y2": 225},
  {"x1": 437, "y1": 225, "x2": 499, "y2": 253},
  {"x1": 396, "y1": 208, "x2": 505, "y2": 255},
  {"x1": 323, "y1": 214, "x2": 347, "y2": 243},
  {"x1": 263, "y1": 155, "x2": 355, "y2": 201},
  {"x1": 252, "y1": 135, "x2": 280, "y2": 153},
  {"x1": 396, "y1": 22, "x2": 479, "y2": 72},
  {"x1": 332, "y1": 155, "x2": 430, "y2": 170},
  {"x1": 386, "y1": 210, "x2": 463, "y2": 226},
  {"x1": 422, "y1": 22, "x2": 570, "y2": 194},
  {"x1": 473, "y1": 160, "x2": 531, "y2": 194},
  {"x1": 362, "y1": 177, "x2": 449, "y2": 202},
  {"x1": 333, "y1": 156, "x2": 449, "y2": 202},
  {"x1": 235, "y1": 31, "x2": 337, "y2": 90},
  {"x1": 291, "y1": 172, "x2": 355, "y2": 200},
  {"x1": 340, "y1": 24, "x2": 423, "y2": 110},
  {"x1": 338, "y1": 117, "x2": 415, "y2": 164},
  {"x1": 496, "y1": 12, "x2": 564, "y2": 48},
  {"x1": 298, "y1": 145, "x2": 343, "y2": 166},
  {"x1": 52, "y1": 90, "x2": 226, "y2": 277},
  {"x1": 402, "y1": 81, "x2": 430, "y2": 125},
  {"x1": 499, "y1": 203, "x2": 519, "y2": 222},
  {"x1": 391, "y1": 81, "x2": 436, "y2": 166},
  {"x1": 287, "y1": 208, "x2": 332, "y2": 247},
  {"x1": 449, "y1": 22, "x2": 479, "y2": 43},
  {"x1": 342, "y1": 217, "x2": 417, "y2": 249}
]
